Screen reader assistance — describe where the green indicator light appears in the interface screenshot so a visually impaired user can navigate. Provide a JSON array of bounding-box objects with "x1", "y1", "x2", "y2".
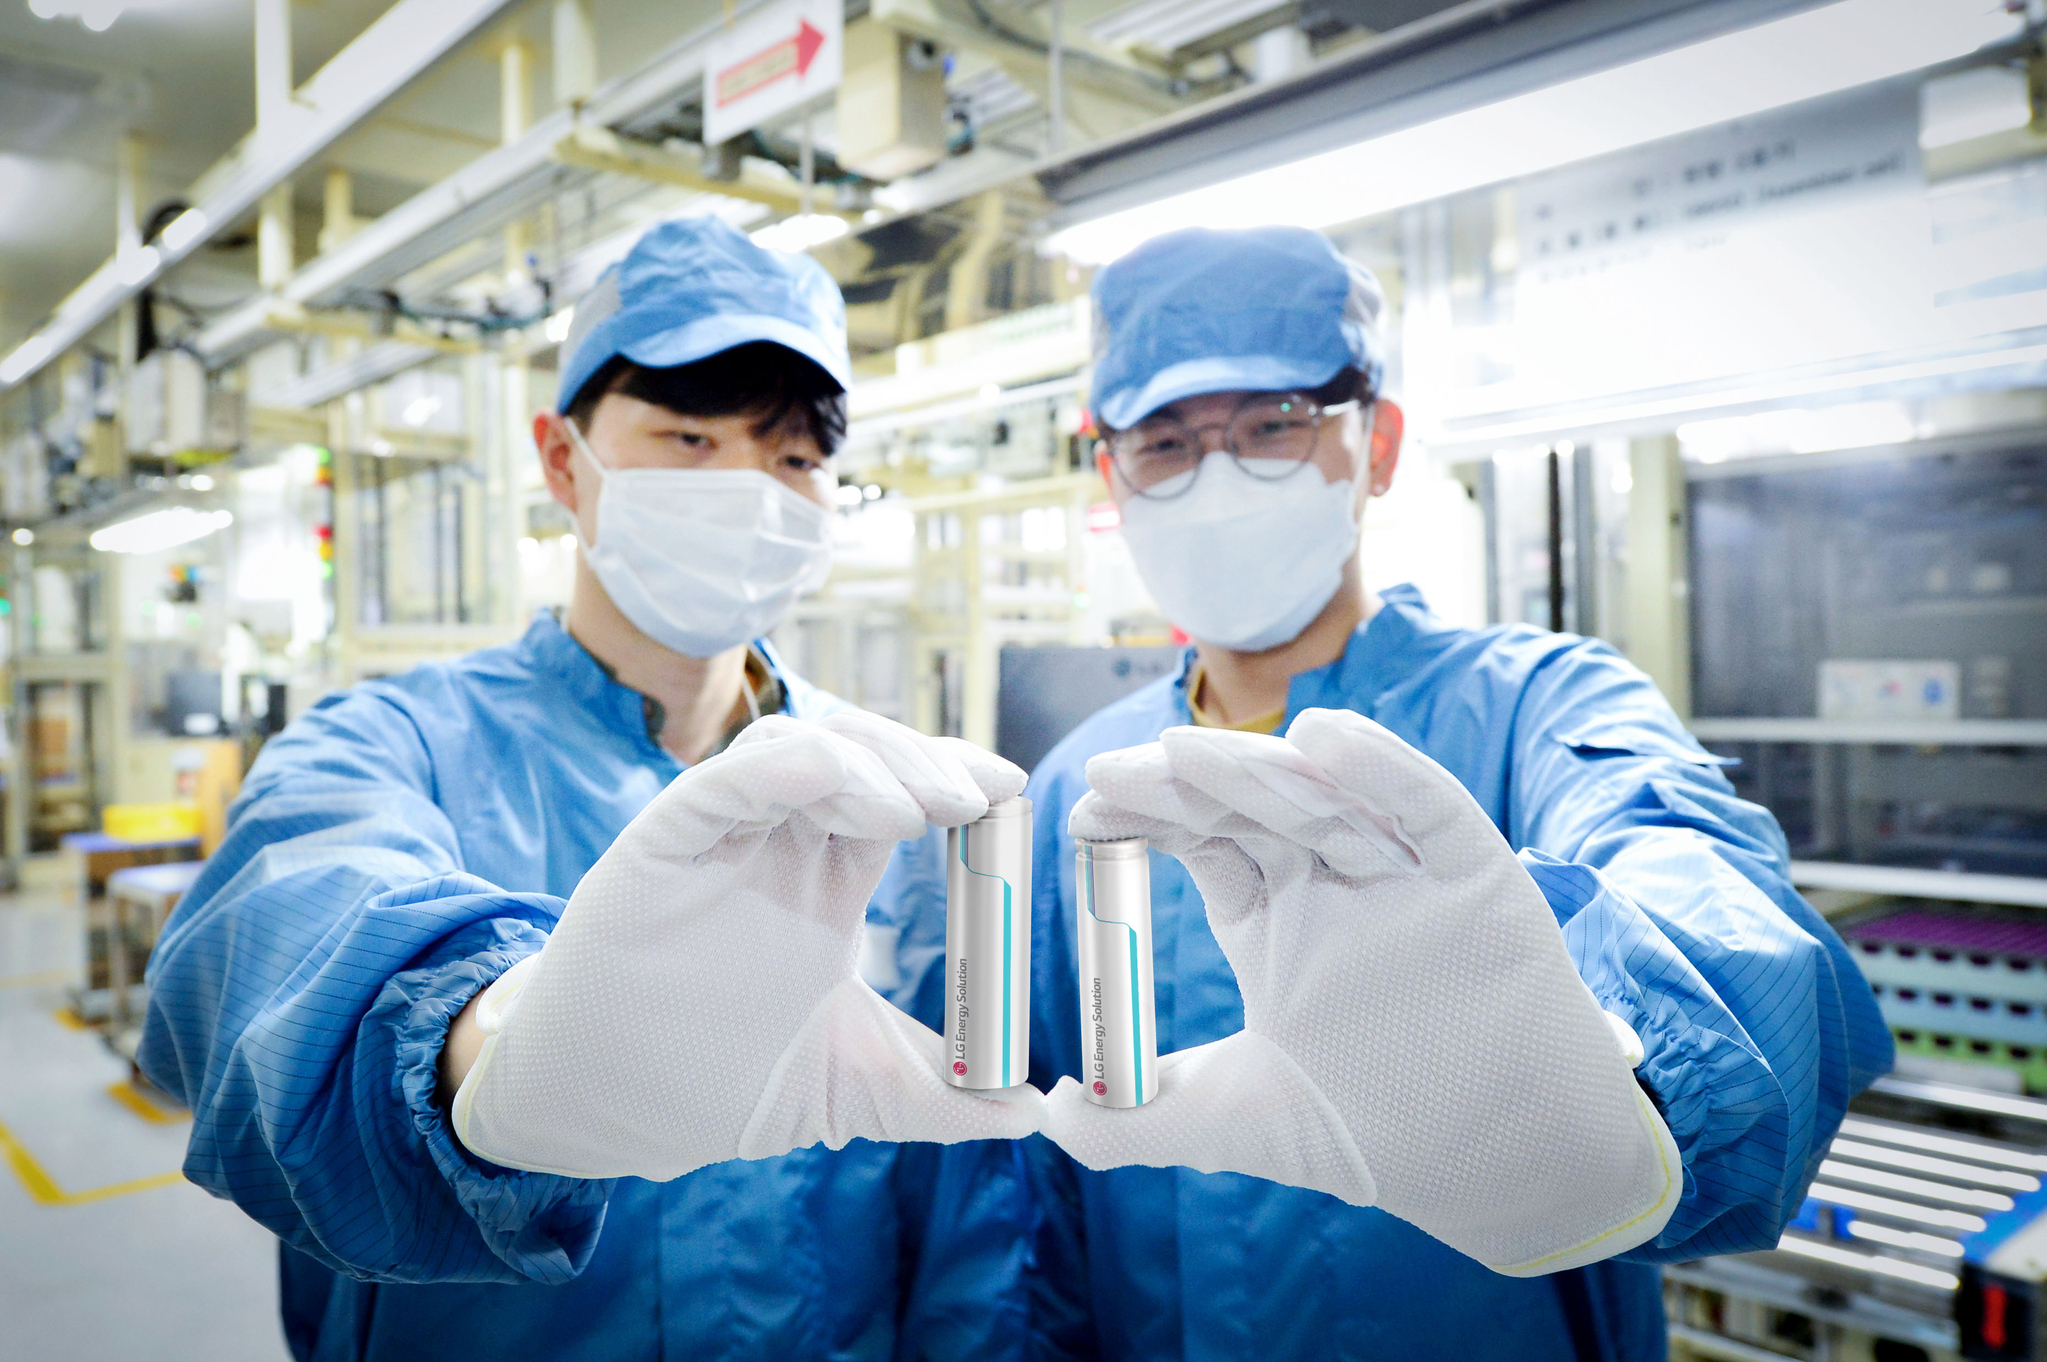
[{"x1": 0, "y1": 599, "x2": 11, "y2": 615}]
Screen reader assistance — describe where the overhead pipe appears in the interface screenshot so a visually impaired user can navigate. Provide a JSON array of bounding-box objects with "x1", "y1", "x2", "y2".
[
  {"x1": 0, "y1": 0, "x2": 526, "y2": 391},
  {"x1": 194, "y1": 0, "x2": 801, "y2": 363}
]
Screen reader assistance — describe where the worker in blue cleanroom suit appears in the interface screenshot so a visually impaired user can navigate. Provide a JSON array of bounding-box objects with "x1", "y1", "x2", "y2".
[
  {"x1": 138, "y1": 217, "x2": 1036, "y2": 1362},
  {"x1": 1024, "y1": 227, "x2": 1893, "y2": 1361}
]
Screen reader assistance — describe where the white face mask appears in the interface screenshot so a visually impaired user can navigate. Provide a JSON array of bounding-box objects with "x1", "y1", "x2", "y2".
[
  {"x1": 566, "y1": 420, "x2": 833, "y2": 658},
  {"x1": 1118, "y1": 452, "x2": 1361, "y2": 652}
]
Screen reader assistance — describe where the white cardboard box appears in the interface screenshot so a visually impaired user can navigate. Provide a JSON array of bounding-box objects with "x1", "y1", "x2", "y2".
[{"x1": 1818, "y1": 659, "x2": 1962, "y2": 721}]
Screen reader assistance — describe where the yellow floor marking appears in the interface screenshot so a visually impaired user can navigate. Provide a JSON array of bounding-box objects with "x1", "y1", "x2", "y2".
[
  {"x1": 0, "y1": 968, "x2": 75, "y2": 990},
  {"x1": 106, "y1": 1080, "x2": 188, "y2": 1126},
  {"x1": 0, "y1": 1116, "x2": 185, "y2": 1206},
  {"x1": 50, "y1": 1006, "x2": 90, "y2": 1031}
]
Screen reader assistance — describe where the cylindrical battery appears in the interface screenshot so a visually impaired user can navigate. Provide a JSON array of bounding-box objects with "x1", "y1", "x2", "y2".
[
  {"x1": 1075, "y1": 837, "x2": 1157, "y2": 1108},
  {"x1": 944, "y1": 796, "x2": 1032, "y2": 1090}
]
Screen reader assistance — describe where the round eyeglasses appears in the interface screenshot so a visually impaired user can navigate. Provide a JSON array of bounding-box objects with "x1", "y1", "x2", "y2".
[{"x1": 1105, "y1": 394, "x2": 1360, "y2": 499}]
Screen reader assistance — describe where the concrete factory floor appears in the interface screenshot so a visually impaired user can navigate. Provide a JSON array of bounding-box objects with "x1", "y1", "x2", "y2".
[{"x1": 0, "y1": 888, "x2": 284, "y2": 1361}]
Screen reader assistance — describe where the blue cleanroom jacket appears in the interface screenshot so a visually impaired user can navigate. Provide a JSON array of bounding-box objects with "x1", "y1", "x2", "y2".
[
  {"x1": 138, "y1": 611, "x2": 1026, "y2": 1362},
  {"x1": 1024, "y1": 584, "x2": 1893, "y2": 1362}
]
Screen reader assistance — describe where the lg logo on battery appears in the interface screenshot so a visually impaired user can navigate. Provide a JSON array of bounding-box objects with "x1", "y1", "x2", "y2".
[
  {"x1": 953, "y1": 1061, "x2": 967, "y2": 1076},
  {"x1": 1092, "y1": 1081, "x2": 1107, "y2": 1096}
]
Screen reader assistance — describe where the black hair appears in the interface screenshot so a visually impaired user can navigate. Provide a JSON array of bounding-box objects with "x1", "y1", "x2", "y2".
[
  {"x1": 565, "y1": 341, "x2": 848, "y2": 455},
  {"x1": 1312, "y1": 365, "x2": 1377, "y2": 409}
]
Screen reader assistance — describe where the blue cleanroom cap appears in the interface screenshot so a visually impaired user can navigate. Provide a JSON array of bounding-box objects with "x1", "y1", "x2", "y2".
[
  {"x1": 555, "y1": 215, "x2": 851, "y2": 411},
  {"x1": 1089, "y1": 226, "x2": 1385, "y2": 430}
]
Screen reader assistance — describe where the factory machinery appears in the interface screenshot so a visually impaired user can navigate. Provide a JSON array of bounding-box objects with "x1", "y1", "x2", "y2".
[
  {"x1": 1669, "y1": 1074, "x2": 2047, "y2": 1362},
  {"x1": 1673, "y1": 902, "x2": 2047, "y2": 1362}
]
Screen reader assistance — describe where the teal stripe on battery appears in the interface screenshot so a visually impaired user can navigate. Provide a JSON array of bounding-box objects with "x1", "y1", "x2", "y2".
[
  {"x1": 943, "y1": 798, "x2": 1031, "y2": 1092},
  {"x1": 1076, "y1": 837, "x2": 1157, "y2": 1108},
  {"x1": 1125, "y1": 903, "x2": 1143, "y2": 1094},
  {"x1": 1082, "y1": 859, "x2": 1147, "y2": 1098},
  {"x1": 956, "y1": 827, "x2": 1013, "y2": 1086}
]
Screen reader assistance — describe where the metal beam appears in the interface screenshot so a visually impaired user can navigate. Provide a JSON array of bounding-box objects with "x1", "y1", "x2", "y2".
[
  {"x1": 872, "y1": 0, "x2": 1184, "y2": 127},
  {"x1": 552, "y1": 126, "x2": 827, "y2": 214},
  {"x1": 0, "y1": 0, "x2": 523, "y2": 391},
  {"x1": 247, "y1": 337, "x2": 444, "y2": 409},
  {"x1": 196, "y1": 0, "x2": 805, "y2": 363}
]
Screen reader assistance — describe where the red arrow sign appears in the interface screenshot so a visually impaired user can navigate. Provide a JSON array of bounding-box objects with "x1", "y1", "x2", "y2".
[{"x1": 715, "y1": 19, "x2": 827, "y2": 108}]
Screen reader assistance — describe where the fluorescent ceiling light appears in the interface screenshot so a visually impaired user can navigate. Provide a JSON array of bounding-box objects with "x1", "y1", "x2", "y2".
[
  {"x1": 53, "y1": 267, "x2": 125, "y2": 327},
  {"x1": 1920, "y1": 63, "x2": 2034, "y2": 148},
  {"x1": 1676, "y1": 400, "x2": 1921, "y2": 462},
  {"x1": 0, "y1": 336, "x2": 53, "y2": 386},
  {"x1": 1438, "y1": 338, "x2": 2047, "y2": 453},
  {"x1": 90, "y1": 507, "x2": 234, "y2": 555},
  {"x1": 161, "y1": 208, "x2": 209, "y2": 252},
  {"x1": 751, "y1": 213, "x2": 851, "y2": 253},
  {"x1": 543, "y1": 309, "x2": 574, "y2": 344},
  {"x1": 1048, "y1": 0, "x2": 2022, "y2": 264},
  {"x1": 117, "y1": 245, "x2": 161, "y2": 287}
]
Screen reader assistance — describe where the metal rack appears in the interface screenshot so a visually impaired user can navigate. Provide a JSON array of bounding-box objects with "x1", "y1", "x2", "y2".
[
  {"x1": 1790, "y1": 862, "x2": 2047, "y2": 912},
  {"x1": 1673, "y1": 1078, "x2": 2047, "y2": 1360},
  {"x1": 1686, "y1": 436, "x2": 2047, "y2": 900},
  {"x1": 1690, "y1": 719, "x2": 2047, "y2": 748}
]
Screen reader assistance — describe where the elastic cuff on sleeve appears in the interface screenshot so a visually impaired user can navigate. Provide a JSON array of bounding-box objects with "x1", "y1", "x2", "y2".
[
  {"x1": 1520, "y1": 849, "x2": 1689, "y2": 1118},
  {"x1": 387, "y1": 918, "x2": 610, "y2": 1282},
  {"x1": 1520, "y1": 848, "x2": 1793, "y2": 1257}
]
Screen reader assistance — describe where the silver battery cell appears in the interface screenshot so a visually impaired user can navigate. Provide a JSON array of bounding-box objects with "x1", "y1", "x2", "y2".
[
  {"x1": 944, "y1": 796, "x2": 1032, "y2": 1090},
  {"x1": 1076, "y1": 837, "x2": 1158, "y2": 1108}
]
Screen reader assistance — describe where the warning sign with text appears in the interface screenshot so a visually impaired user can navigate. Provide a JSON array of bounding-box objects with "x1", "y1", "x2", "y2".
[{"x1": 703, "y1": 0, "x2": 843, "y2": 147}]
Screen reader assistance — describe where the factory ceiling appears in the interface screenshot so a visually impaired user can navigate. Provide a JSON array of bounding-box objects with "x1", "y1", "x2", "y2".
[{"x1": 0, "y1": 0, "x2": 1485, "y2": 377}]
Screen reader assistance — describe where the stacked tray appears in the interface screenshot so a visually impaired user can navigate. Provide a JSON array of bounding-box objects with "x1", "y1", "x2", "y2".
[{"x1": 1847, "y1": 910, "x2": 2047, "y2": 1091}]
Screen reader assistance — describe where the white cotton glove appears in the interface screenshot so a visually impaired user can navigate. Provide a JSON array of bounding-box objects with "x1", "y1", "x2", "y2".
[
  {"x1": 451, "y1": 710, "x2": 1044, "y2": 1180},
  {"x1": 1043, "y1": 708, "x2": 1680, "y2": 1276}
]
